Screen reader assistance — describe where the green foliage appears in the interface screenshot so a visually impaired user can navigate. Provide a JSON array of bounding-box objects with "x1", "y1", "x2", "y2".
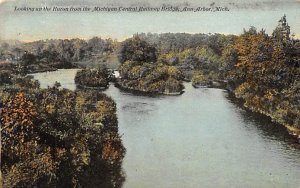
[
  {"x1": 229, "y1": 18, "x2": 300, "y2": 130},
  {"x1": 117, "y1": 36, "x2": 184, "y2": 94},
  {"x1": 0, "y1": 76, "x2": 125, "y2": 187},
  {"x1": 0, "y1": 37, "x2": 116, "y2": 73},
  {"x1": 138, "y1": 32, "x2": 236, "y2": 55},
  {"x1": 192, "y1": 71, "x2": 209, "y2": 86},
  {"x1": 118, "y1": 61, "x2": 184, "y2": 94},
  {"x1": 75, "y1": 68, "x2": 112, "y2": 88},
  {"x1": 272, "y1": 15, "x2": 291, "y2": 45},
  {"x1": 157, "y1": 46, "x2": 226, "y2": 80},
  {"x1": 119, "y1": 35, "x2": 157, "y2": 64},
  {"x1": 1, "y1": 92, "x2": 57, "y2": 187}
]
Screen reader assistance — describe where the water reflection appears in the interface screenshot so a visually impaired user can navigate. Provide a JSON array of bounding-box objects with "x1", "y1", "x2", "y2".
[
  {"x1": 226, "y1": 94, "x2": 300, "y2": 148},
  {"x1": 32, "y1": 70, "x2": 300, "y2": 188},
  {"x1": 122, "y1": 102, "x2": 158, "y2": 114},
  {"x1": 111, "y1": 83, "x2": 300, "y2": 188},
  {"x1": 30, "y1": 69, "x2": 81, "y2": 90}
]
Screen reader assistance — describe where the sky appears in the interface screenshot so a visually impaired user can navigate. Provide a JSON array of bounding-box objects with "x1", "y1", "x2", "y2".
[{"x1": 0, "y1": 0, "x2": 300, "y2": 41}]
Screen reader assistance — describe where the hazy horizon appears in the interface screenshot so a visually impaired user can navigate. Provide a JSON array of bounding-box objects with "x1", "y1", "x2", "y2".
[
  {"x1": 1, "y1": 0, "x2": 300, "y2": 41},
  {"x1": 0, "y1": 32, "x2": 252, "y2": 43}
]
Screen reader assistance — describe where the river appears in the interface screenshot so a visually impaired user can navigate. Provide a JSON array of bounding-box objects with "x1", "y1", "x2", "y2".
[{"x1": 31, "y1": 69, "x2": 300, "y2": 188}]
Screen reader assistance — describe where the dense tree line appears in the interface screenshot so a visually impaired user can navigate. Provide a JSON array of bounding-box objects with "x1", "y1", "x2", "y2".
[
  {"x1": 0, "y1": 37, "x2": 115, "y2": 62},
  {"x1": 0, "y1": 70, "x2": 125, "y2": 187},
  {"x1": 118, "y1": 60, "x2": 184, "y2": 94},
  {"x1": 117, "y1": 36, "x2": 184, "y2": 94},
  {"x1": 0, "y1": 17, "x2": 299, "y2": 188},
  {"x1": 227, "y1": 17, "x2": 300, "y2": 130},
  {"x1": 157, "y1": 46, "x2": 229, "y2": 82},
  {"x1": 0, "y1": 33, "x2": 236, "y2": 75},
  {"x1": 118, "y1": 36, "x2": 157, "y2": 64},
  {"x1": 75, "y1": 68, "x2": 112, "y2": 88},
  {"x1": 131, "y1": 33, "x2": 236, "y2": 82},
  {"x1": 137, "y1": 32, "x2": 236, "y2": 55},
  {"x1": 0, "y1": 37, "x2": 116, "y2": 73},
  {"x1": 119, "y1": 16, "x2": 299, "y2": 131}
]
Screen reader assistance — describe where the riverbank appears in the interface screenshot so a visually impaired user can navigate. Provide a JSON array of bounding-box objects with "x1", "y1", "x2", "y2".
[
  {"x1": 24, "y1": 61, "x2": 78, "y2": 74},
  {"x1": 28, "y1": 67, "x2": 300, "y2": 140},
  {"x1": 115, "y1": 79, "x2": 184, "y2": 96},
  {"x1": 74, "y1": 68, "x2": 111, "y2": 89},
  {"x1": 227, "y1": 88, "x2": 300, "y2": 140},
  {"x1": 191, "y1": 79, "x2": 300, "y2": 140},
  {"x1": 104, "y1": 81, "x2": 300, "y2": 188},
  {"x1": 18, "y1": 69, "x2": 300, "y2": 187},
  {"x1": 25, "y1": 66, "x2": 57, "y2": 74},
  {"x1": 25, "y1": 67, "x2": 300, "y2": 140},
  {"x1": 242, "y1": 101, "x2": 300, "y2": 140},
  {"x1": 1, "y1": 69, "x2": 126, "y2": 187},
  {"x1": 76, "y1": 84, "x2": 108, "y2": 90},
  {"x1": 192, "y1": 80, "x2": 227, "y2": 89}
]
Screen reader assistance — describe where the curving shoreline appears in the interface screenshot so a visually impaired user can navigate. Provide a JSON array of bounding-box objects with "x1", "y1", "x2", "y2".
[
  {"x1": 76, "y1": 84, "x2": 108, "y2": 90},
  {"x1": 115, "y1": 79, "x2": 184, "y2": 96},
  {"x1": 29, "y1": 68, "x2": 300, "y2": 140},
  {"x1": 192, "y1": 80, "x2": 300, "y2": 140}
]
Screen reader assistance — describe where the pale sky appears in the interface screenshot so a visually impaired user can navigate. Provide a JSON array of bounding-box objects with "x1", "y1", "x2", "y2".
[{"x1": 0, "y1": 0, "x2": 300, "y2": 41}]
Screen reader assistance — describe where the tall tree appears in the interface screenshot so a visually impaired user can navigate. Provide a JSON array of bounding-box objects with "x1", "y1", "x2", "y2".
[{"x1": 119, "y1": 35, "x2": 157, "y2": 64}]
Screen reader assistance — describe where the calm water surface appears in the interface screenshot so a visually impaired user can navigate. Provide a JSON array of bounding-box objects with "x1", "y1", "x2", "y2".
[
  {"x1": 29, "y1": 69, "x2": 81, "y2": 90},
  {"x1": 32, "y1": 69, "x2": 300, "y2": 188}
]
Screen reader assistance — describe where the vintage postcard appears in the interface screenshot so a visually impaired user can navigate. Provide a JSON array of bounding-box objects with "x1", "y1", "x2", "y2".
[{"x1": 0, "y1": 0, "x2": 300, "y2": 187}]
